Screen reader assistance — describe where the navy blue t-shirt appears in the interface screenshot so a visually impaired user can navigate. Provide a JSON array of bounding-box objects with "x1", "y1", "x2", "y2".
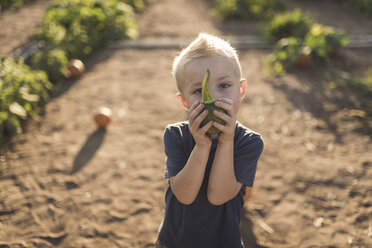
[{"x1": 158, "y1": 121, "x2": 263, "y2": 248}]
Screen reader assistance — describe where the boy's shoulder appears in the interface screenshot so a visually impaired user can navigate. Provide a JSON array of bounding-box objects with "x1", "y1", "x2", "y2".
[
  {"x1": 235, "y1": 121, "x2": 264, "y2": 149},
  {"x1": 165, "y1": 121, "x2": 189, "y2": 129},
  {"x1": 163, "y1": 121, "x2": 195, "y2": 150},
  {"x1": 164, "y1": 121, "x2": 191, "y2": 140},
  {"x1": 164, "y1": 121, "x2": 189, "y2": 134},
  {"x1": 235, "y1": 121, "x2": 262, "y2": 139}
]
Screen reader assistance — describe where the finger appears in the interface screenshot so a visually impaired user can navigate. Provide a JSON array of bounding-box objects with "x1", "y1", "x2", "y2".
[
  {"x1": 213, "y1": 110, "x2": 233, "y2": 124},
  {"x1": 217, "y1": 98, "x2": 233, "y2": 104},
  {"x1": 189, "y1": 101, "x2": 200, "y2": 114},
  {"x1": 199, "y1": 120, "x2": 213, "y2": 134},
  {"x1": 214, "y1": 100, "x2": 234, "y2": 117},
  {"x1": 213, "y1": 121, "x2": 233, "y2": 133},
  {"x1": 213, "y1": 107, "x2": 236, "y2": 126},
  {"x1": 189, "y1": 103, "x2": 205, "y2": 125},
  {"x1": 192, "y1": 109, "x2": 208, "y2": 128},
  {"x1": 189, "y1": 110, "x2": 208, "y2": 134}
]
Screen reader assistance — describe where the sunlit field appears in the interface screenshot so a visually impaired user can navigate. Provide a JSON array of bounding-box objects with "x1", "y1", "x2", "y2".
[{"x1": 1, "y1": 0, "x2": 371, "y2": 247}]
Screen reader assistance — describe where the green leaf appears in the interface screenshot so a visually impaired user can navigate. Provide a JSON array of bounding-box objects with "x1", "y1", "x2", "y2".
[
  {"x1": 9, "y1": 102, "x2": 27, "y2": 118},
  {"x1": 4, "y1": 115, "x2": 22, "y2": 136}
]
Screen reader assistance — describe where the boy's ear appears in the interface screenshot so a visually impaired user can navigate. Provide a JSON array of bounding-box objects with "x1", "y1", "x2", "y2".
[
  {"x1": 239, "y1": 78, "x2": 247, "y2": 100},
  {"x1": 176, "y1": 93, "x2": 189, "y2": 109}
]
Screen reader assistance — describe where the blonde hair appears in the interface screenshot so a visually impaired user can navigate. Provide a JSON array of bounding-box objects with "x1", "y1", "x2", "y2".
[{"x1": 172, "y1": 33, "x2": 242, "y2": 92}]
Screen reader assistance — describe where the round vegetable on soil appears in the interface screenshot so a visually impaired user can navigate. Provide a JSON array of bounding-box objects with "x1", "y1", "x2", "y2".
[
  {"x1": 67, "y1": 59, "x2": 85, "y2": 78},
  {"x1": 94, "y1": 107, "x2": 112, "y2": 129}
]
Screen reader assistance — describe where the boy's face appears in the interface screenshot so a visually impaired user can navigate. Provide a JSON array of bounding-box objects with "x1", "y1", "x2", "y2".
[{"x1": 177, "y1": 56, "x2": 246, "y2": 114}]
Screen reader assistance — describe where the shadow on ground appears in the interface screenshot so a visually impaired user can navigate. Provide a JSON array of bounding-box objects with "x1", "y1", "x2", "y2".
[
  {"x1": 71, "y1": 128, "x2": 106, "y2": 174},
  {"x1": 241, "y1": 208, "x2": 268, "y2": 248},
  {"x1": 266, "y1": 61, "x2": 372, "y2": 143}
]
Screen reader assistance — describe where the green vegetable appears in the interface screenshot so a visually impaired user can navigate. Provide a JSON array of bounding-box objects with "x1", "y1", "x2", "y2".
[{"x1": 200, "y1": 69, "x2": 227, "y2": 137}]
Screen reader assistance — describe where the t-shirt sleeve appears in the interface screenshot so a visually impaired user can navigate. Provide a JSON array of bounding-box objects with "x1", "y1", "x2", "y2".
[
  {"x1": 163, "y1": 126, "x2": 188, "y2": 178},
  {"x1": 234, "y1": 133, "x2": 264, "y2": 187}
]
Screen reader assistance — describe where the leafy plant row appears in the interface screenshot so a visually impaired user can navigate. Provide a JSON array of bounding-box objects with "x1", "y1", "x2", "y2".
[
  {"x1": 264, "y1": 10, "x2": 349, "y2": 73},
  {"x1": 0, "y1": 0, "x2": 35, "y2": 11},
  {"x1": 263, "y1": 9, "x2": 371, "y2": 91},
  {"x1": 214, "y1": 0, "x2": 372, "y2": 18},
  {"x1": 0, "y1": 57, "x2": 51, "y2": 146},
  {"x1": 215, "y1": 0, "x2": 287, "y2": 20},
  {"x1": 29, "y1": 0, "x2": 139, "y2": 82},
  {"x1": 215, "y1": 0, "x2": 371, "y2": 92},
  {"x1": 0, "y1": 0, "x2": 148, "y2": 147},
  {"x1": 214, "y1": 1, "x2": 349, "y2": 69}
]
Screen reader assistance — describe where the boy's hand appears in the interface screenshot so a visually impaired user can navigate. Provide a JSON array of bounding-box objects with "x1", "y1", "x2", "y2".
[
  {"x1": 213, "y1": 98, "x2": 236, "y2": 143},
  {"x1": 188, "y1": 101, "x2": 213, "y2": 147}
]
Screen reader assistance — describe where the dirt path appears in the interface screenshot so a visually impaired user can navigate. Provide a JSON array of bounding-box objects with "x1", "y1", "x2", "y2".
[
  {"x1": 1, "y1": 0, "x2": 372, "y2": 247},
  {"x1": 281, "y1": 0, "x2": 372, "y2": 35},
  {"x1": 0, "y1": 0, "x2": 54, "y2": 56}
]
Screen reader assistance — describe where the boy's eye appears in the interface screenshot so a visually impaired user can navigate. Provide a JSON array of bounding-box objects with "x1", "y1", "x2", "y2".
[
  {"x1": 194, "y1": 88, "x2": 202, "y2": 94},
  {"x1": 219, "y1": 83, "x2": 231, "y2": 89}
]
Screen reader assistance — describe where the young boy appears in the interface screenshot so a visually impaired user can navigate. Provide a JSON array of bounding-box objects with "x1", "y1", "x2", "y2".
[{"x1": 155, "y1": 33, "x2": 264, "y2": 248}]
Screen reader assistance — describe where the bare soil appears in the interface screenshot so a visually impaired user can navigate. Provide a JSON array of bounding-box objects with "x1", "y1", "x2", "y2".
[
  {"x1": 0, "y1": 0, "x2": 371, "y2": 247},
  {"x1": 0, "y1": 0, "x2": 54, "y2": 55}
]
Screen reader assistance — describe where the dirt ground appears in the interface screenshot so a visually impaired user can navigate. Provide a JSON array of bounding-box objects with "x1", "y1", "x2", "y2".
[{"x1": 0, "y1": 0, "x2": 372, "y2": 247}]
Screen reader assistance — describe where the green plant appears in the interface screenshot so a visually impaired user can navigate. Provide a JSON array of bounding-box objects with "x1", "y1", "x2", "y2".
[
  {"x1": 265, "y1": 37, "x2": 304, "y2": 74},
  {"x1": 28, "y1": 0, "x2": 138, "y2": 83},
  {"x1": 215, "y1": 0, "x2": 286, "y2": 20},
  {"x1": 305, "y1": 24, "x2": 349, "y2": 61},
  {"x1": 29, "y1": 48, "x2": 69, "y2": 83},
  {"x1": 0, "y1": 56, "x2": 51, "y2": 146},
  {"x1": 266, "y1": 21, "x2": 349, "y2": 74},
  {"x1": 0, "y1": 0, "x2": 34, "y2": 11},
  {"x1": 264, "y1": 9, "x2": 313, "y2": 42},
  {"x1": 38, "y1": 0, "x2": 137, "y2": 58},
  {"x1": 326, "y1": 67, "x2": 372, "y2": 92},
  {"x1": 121, "y1": 0, "x2": 150, "y2": 12},
  {"x1": 1, "y1": 0, "x2": 148, "y2": 147}
]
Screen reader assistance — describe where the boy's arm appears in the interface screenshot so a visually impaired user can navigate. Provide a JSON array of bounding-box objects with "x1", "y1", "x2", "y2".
[
  {"x1": 170, "y1": 102, "x2": 213, "y2": 205},
  {"x1": 207, "y1": 140, "x2": 242, "y2": 205},
  {"x1": 207, "y1": 98, "x2": 242, "y2": 205},
  {"x1": 169, "y1": 143, "x2": 211, "y2": 205}
]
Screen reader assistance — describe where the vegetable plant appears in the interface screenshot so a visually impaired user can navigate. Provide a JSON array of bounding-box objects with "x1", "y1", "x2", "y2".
[
  {"x1": 40, "y1": 0, "x2": 138, "y2": 59},
  {"x1": 1, "y1": 0, "x2": 148, "y2": 146},
  {"x1": 326, "y1": 67, "x2": 372, "y2": 92},
  {"x1": 264, "y1": 9, "x2": 313, "y2": 43},
  {"x1": 266, "y1": 37, "x2": 308, "y2": 74},
  {"x1": 0, "y1": 56, "x2": 51, "y2": 146},
  {"x1": 215, "y1": 0, "x2": 286, "y2": 20},
  {"x1": 266, "y1": 21, "x2": 349, "y2": 74},
  {"x1": 0, "y1": 0, "x2": 34, "y2": 11},
  {"x1": 30, "y1": 0, "x2": 138, "y2": 82},
  {"x1": 29, "y1": 48, "x2": 69, "y2": 83},
  {"x1": 305, "y1": 24, "x2": 349, "y2": 61},
  {"x1": 122, "y1": 0, "x2": 150, "y2": 12}
]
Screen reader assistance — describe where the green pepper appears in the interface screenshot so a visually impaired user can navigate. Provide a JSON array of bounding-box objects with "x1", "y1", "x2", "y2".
[{"x1": 200, "y1": 69, "x2": 227, "y2": 137}]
